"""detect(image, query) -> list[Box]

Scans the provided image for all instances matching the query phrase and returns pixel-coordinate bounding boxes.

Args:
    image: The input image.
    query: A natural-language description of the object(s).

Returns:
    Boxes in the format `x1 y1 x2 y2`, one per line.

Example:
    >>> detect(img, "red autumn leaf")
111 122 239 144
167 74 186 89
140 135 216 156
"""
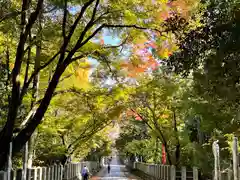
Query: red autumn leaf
135 115 142 121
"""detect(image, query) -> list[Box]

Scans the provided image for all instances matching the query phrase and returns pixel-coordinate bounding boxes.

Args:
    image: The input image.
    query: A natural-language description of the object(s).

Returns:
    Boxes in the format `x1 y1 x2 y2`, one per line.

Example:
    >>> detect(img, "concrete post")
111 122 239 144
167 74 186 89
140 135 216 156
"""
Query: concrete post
233 137 238 180
0 171 7 180
7 142 12 180
47 167 51 180
163 165 165 179
16 169 22 180
41 167 46 180
193 167 198 180
38 168 42 180
51 166 54 180
160 165 163 179
22 143 28 180
213 140 220 180
59 165 63 180
33 168 37 180
181 167 186 180
171 165 176 180
54 166 57 180
26 169 31 180
168 166 171 180
11 170 16 180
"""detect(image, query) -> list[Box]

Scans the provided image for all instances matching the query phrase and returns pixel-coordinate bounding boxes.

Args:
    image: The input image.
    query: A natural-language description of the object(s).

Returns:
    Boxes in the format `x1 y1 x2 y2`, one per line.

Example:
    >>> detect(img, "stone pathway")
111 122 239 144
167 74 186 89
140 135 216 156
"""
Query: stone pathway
91 156 141 180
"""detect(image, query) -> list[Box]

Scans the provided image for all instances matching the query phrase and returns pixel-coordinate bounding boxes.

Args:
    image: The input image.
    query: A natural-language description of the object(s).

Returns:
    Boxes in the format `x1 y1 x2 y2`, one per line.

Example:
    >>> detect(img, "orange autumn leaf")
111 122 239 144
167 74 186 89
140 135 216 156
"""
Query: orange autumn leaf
160 114 170 119
120 63 129 68
158 10 171 20
135 67 146 73
100 39 104 45
128 72 137 77
9 63 14 70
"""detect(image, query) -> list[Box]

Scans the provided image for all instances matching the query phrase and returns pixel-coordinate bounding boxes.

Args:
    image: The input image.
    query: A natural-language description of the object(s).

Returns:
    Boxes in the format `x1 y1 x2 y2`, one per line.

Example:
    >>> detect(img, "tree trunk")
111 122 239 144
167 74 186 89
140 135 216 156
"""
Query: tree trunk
173 109 180 166
12 62 68 157
0 0 43 169
27 13 42 168
22 34 31 179
154 138 159 163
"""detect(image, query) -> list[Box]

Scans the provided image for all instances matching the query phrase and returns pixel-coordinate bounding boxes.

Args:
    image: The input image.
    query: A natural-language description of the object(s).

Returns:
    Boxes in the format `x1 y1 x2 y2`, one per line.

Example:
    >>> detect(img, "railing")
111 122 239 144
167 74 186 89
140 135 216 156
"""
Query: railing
0 161 100 180
127 161 198 180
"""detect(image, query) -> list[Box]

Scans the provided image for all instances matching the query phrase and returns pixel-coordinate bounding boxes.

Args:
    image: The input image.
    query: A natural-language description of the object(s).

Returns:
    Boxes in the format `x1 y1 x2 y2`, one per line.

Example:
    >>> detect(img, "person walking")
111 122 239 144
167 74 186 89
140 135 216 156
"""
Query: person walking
107 161 111 174
81 165 90 180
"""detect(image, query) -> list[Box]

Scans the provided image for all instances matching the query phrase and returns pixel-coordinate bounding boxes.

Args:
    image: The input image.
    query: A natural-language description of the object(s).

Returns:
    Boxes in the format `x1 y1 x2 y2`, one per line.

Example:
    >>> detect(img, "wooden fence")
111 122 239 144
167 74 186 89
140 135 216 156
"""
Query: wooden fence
127 161 198 180
0 161 100 180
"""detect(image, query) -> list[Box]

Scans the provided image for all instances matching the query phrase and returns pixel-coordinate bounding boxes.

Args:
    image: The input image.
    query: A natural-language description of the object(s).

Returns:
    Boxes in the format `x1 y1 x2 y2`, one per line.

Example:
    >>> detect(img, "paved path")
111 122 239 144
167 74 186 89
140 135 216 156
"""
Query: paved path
91 156 141 180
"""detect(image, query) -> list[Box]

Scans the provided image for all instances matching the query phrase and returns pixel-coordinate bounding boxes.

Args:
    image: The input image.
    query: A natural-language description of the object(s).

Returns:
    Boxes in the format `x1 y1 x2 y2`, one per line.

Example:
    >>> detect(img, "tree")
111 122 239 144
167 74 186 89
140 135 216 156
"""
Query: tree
120 71 189 166
0 0 194 168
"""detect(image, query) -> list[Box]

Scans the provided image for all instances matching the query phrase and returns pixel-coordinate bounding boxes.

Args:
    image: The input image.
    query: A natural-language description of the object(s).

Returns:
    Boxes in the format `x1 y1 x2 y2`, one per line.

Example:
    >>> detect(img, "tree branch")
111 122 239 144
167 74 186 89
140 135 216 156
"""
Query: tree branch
103 24 163 34
103 36 129 49
20 51 60 101
57 0 96 64
72 0 100 52
76 23 164 52
66 0 95 41
0 11 21 23
62 0 68 39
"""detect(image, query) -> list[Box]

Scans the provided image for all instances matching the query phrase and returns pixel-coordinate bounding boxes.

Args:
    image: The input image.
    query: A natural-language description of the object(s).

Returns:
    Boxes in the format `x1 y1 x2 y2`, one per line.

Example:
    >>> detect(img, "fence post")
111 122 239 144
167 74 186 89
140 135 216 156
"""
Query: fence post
233 137 238 180
11 170 16 180
193 167 198 180
38 168 42 180
0 171 7 180
159 165 161 179
32 168 37 180
166 166 169 180
16 169 22 180
41 167 46 180
51 166 55 180
7 142 12 180
59 165 63 180
171 165 176 180
54 166 57 180
181 167 186 180
47 167 51 180
22 143 28 180
228 169 232 180
26 169 31 180
68 164 70 179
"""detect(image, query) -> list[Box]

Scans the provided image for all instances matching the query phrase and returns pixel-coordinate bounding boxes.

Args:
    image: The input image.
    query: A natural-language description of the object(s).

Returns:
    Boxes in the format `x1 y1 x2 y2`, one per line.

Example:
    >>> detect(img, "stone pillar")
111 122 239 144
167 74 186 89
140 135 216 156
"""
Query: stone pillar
26 169 31 180
46 167 51 180
54 166 57 180
59 165 63 180
233 137 238 180
41 167 46 180
181 167 186 180
7 142 12 180
16 169 22 180
0 171 7 180
51 166 54 180
38 168 42 180
171 165 176 180
213 140 220 180
193 167 198 180
33 168 37 180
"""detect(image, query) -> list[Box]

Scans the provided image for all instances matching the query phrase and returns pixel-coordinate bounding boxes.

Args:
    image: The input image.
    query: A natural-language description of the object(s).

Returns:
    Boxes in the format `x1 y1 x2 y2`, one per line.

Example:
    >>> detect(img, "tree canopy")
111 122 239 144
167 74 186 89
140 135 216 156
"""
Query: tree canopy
1 0 240 179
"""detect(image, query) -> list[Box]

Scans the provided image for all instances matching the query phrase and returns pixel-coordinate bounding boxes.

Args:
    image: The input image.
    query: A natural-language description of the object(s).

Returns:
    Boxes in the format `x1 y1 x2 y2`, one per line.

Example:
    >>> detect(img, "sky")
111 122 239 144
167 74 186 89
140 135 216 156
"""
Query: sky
88 29 121 67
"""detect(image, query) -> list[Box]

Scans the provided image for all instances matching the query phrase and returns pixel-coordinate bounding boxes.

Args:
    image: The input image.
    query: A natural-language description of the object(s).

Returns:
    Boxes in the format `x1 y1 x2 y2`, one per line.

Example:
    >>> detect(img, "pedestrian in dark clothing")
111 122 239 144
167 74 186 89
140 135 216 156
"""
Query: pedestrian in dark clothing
107 163 111 174
81 165 90 180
